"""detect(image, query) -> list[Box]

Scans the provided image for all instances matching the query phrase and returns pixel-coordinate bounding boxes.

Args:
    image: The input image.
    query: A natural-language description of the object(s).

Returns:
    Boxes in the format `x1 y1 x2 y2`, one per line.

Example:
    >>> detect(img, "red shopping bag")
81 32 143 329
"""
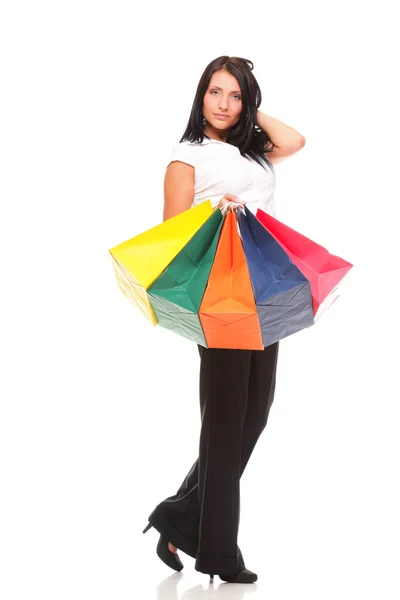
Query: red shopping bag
256 209 353 320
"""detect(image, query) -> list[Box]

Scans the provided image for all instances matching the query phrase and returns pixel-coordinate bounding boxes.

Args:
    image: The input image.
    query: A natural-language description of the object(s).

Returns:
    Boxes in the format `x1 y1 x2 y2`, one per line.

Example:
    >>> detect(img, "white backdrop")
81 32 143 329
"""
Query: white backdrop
1 1 399 599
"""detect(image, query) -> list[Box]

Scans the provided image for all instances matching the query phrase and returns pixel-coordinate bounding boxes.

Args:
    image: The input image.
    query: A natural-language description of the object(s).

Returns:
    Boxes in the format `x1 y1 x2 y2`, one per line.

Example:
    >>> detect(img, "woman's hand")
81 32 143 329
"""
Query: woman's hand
218 193 246 211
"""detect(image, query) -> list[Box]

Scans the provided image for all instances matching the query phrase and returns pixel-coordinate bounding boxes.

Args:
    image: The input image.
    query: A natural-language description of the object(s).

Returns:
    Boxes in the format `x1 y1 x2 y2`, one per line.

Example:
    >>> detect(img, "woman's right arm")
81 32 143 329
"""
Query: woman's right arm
163 161 247 222
163 161 195 222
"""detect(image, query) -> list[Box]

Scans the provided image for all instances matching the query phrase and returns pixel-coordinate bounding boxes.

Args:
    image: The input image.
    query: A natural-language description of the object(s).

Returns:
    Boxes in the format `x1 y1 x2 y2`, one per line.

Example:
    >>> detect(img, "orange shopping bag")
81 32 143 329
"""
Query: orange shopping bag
199 210 264 350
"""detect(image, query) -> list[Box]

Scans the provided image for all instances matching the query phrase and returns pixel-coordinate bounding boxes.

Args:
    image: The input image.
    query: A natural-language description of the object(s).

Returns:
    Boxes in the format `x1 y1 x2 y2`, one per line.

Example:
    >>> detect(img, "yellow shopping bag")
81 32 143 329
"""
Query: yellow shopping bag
109 201 213 325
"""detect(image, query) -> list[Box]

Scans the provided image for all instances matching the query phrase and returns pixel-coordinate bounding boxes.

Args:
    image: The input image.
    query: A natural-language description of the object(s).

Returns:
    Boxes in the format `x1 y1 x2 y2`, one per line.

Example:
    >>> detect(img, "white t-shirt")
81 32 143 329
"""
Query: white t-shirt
168 137 277 216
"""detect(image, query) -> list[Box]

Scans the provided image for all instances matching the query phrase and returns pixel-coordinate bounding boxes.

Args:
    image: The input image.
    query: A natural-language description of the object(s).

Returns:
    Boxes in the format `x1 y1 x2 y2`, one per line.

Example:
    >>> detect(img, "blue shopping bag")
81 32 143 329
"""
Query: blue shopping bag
238 205 315 347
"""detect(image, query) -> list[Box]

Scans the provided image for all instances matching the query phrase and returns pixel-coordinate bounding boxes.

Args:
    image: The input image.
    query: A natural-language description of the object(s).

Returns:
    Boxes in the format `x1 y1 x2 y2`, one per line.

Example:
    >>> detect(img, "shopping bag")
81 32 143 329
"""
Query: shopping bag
109 201 213 324
238 205 315 347
256 208 353 320
199 209 265 350
147 207 224 346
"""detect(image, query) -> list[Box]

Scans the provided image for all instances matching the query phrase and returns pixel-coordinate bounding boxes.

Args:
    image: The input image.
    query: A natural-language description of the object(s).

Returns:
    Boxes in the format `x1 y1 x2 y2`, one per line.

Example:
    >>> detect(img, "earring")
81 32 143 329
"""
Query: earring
202 117 206 125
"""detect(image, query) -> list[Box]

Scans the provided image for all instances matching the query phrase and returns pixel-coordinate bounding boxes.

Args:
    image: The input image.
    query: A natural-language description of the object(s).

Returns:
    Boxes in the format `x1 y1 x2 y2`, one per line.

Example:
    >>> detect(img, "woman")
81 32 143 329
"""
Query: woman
142 55 306 584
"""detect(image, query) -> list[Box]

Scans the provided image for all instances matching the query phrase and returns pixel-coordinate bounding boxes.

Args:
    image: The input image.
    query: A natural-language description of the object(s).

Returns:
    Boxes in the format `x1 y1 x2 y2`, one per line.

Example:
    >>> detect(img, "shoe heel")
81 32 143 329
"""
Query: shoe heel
142 522 153 534
209 574 214 583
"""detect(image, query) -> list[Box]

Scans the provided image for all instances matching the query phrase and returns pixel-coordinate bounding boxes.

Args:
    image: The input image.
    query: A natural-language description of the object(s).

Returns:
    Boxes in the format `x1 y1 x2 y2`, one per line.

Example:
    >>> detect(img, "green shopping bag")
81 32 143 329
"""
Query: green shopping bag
147 207 224 345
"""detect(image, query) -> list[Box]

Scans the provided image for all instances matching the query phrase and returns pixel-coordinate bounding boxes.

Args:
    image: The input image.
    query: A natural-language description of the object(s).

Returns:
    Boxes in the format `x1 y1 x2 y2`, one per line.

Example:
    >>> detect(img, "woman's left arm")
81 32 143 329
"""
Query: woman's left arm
256 109 306 163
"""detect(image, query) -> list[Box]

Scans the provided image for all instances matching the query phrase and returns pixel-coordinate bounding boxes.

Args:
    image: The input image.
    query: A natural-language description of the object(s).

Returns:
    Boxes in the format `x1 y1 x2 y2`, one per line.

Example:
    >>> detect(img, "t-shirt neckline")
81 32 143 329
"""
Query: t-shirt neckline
203 137 239 152
205 137 229 145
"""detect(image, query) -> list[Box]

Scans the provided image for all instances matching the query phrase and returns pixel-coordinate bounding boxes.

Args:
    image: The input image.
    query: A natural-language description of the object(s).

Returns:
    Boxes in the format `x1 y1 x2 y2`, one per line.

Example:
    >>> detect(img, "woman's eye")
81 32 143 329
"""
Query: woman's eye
210 90 241 100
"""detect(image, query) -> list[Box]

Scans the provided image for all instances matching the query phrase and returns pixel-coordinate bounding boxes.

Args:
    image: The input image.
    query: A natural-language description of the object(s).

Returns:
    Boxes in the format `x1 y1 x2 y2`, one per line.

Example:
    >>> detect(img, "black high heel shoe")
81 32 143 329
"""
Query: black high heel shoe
142 522 184 572
209 568 258 583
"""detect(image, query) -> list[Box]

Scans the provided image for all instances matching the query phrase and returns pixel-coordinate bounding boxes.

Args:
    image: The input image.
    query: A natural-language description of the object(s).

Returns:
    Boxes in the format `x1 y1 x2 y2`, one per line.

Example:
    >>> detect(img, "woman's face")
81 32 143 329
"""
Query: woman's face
203 70 243 136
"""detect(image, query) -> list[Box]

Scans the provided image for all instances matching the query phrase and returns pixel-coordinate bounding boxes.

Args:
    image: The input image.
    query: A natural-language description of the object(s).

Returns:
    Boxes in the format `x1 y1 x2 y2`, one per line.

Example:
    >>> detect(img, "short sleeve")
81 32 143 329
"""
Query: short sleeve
168 142 197 168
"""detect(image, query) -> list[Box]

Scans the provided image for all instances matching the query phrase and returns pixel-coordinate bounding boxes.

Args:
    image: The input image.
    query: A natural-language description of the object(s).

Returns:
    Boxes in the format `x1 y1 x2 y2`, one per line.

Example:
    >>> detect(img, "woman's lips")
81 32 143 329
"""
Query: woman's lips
214 114 229 120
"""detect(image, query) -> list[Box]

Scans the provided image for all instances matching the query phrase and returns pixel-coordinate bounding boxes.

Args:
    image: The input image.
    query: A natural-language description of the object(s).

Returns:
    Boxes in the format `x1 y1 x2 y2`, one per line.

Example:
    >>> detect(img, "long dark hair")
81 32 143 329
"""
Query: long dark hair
179 56 275 171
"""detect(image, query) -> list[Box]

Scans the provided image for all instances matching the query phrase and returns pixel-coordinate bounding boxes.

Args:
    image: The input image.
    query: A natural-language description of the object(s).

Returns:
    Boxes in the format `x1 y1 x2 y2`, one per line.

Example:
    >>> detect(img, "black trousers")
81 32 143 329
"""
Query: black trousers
146 341 279 575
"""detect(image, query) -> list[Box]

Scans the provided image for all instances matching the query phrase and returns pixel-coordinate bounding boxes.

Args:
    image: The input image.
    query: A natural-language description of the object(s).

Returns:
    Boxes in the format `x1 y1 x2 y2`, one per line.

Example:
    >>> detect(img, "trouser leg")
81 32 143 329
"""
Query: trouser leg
240 341 279 473
194 345 253 574
146 342 279 574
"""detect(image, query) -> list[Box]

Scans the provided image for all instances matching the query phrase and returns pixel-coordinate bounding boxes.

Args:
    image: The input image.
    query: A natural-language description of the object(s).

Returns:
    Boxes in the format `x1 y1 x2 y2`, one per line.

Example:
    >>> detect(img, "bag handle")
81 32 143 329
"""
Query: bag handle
219 201 246 216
